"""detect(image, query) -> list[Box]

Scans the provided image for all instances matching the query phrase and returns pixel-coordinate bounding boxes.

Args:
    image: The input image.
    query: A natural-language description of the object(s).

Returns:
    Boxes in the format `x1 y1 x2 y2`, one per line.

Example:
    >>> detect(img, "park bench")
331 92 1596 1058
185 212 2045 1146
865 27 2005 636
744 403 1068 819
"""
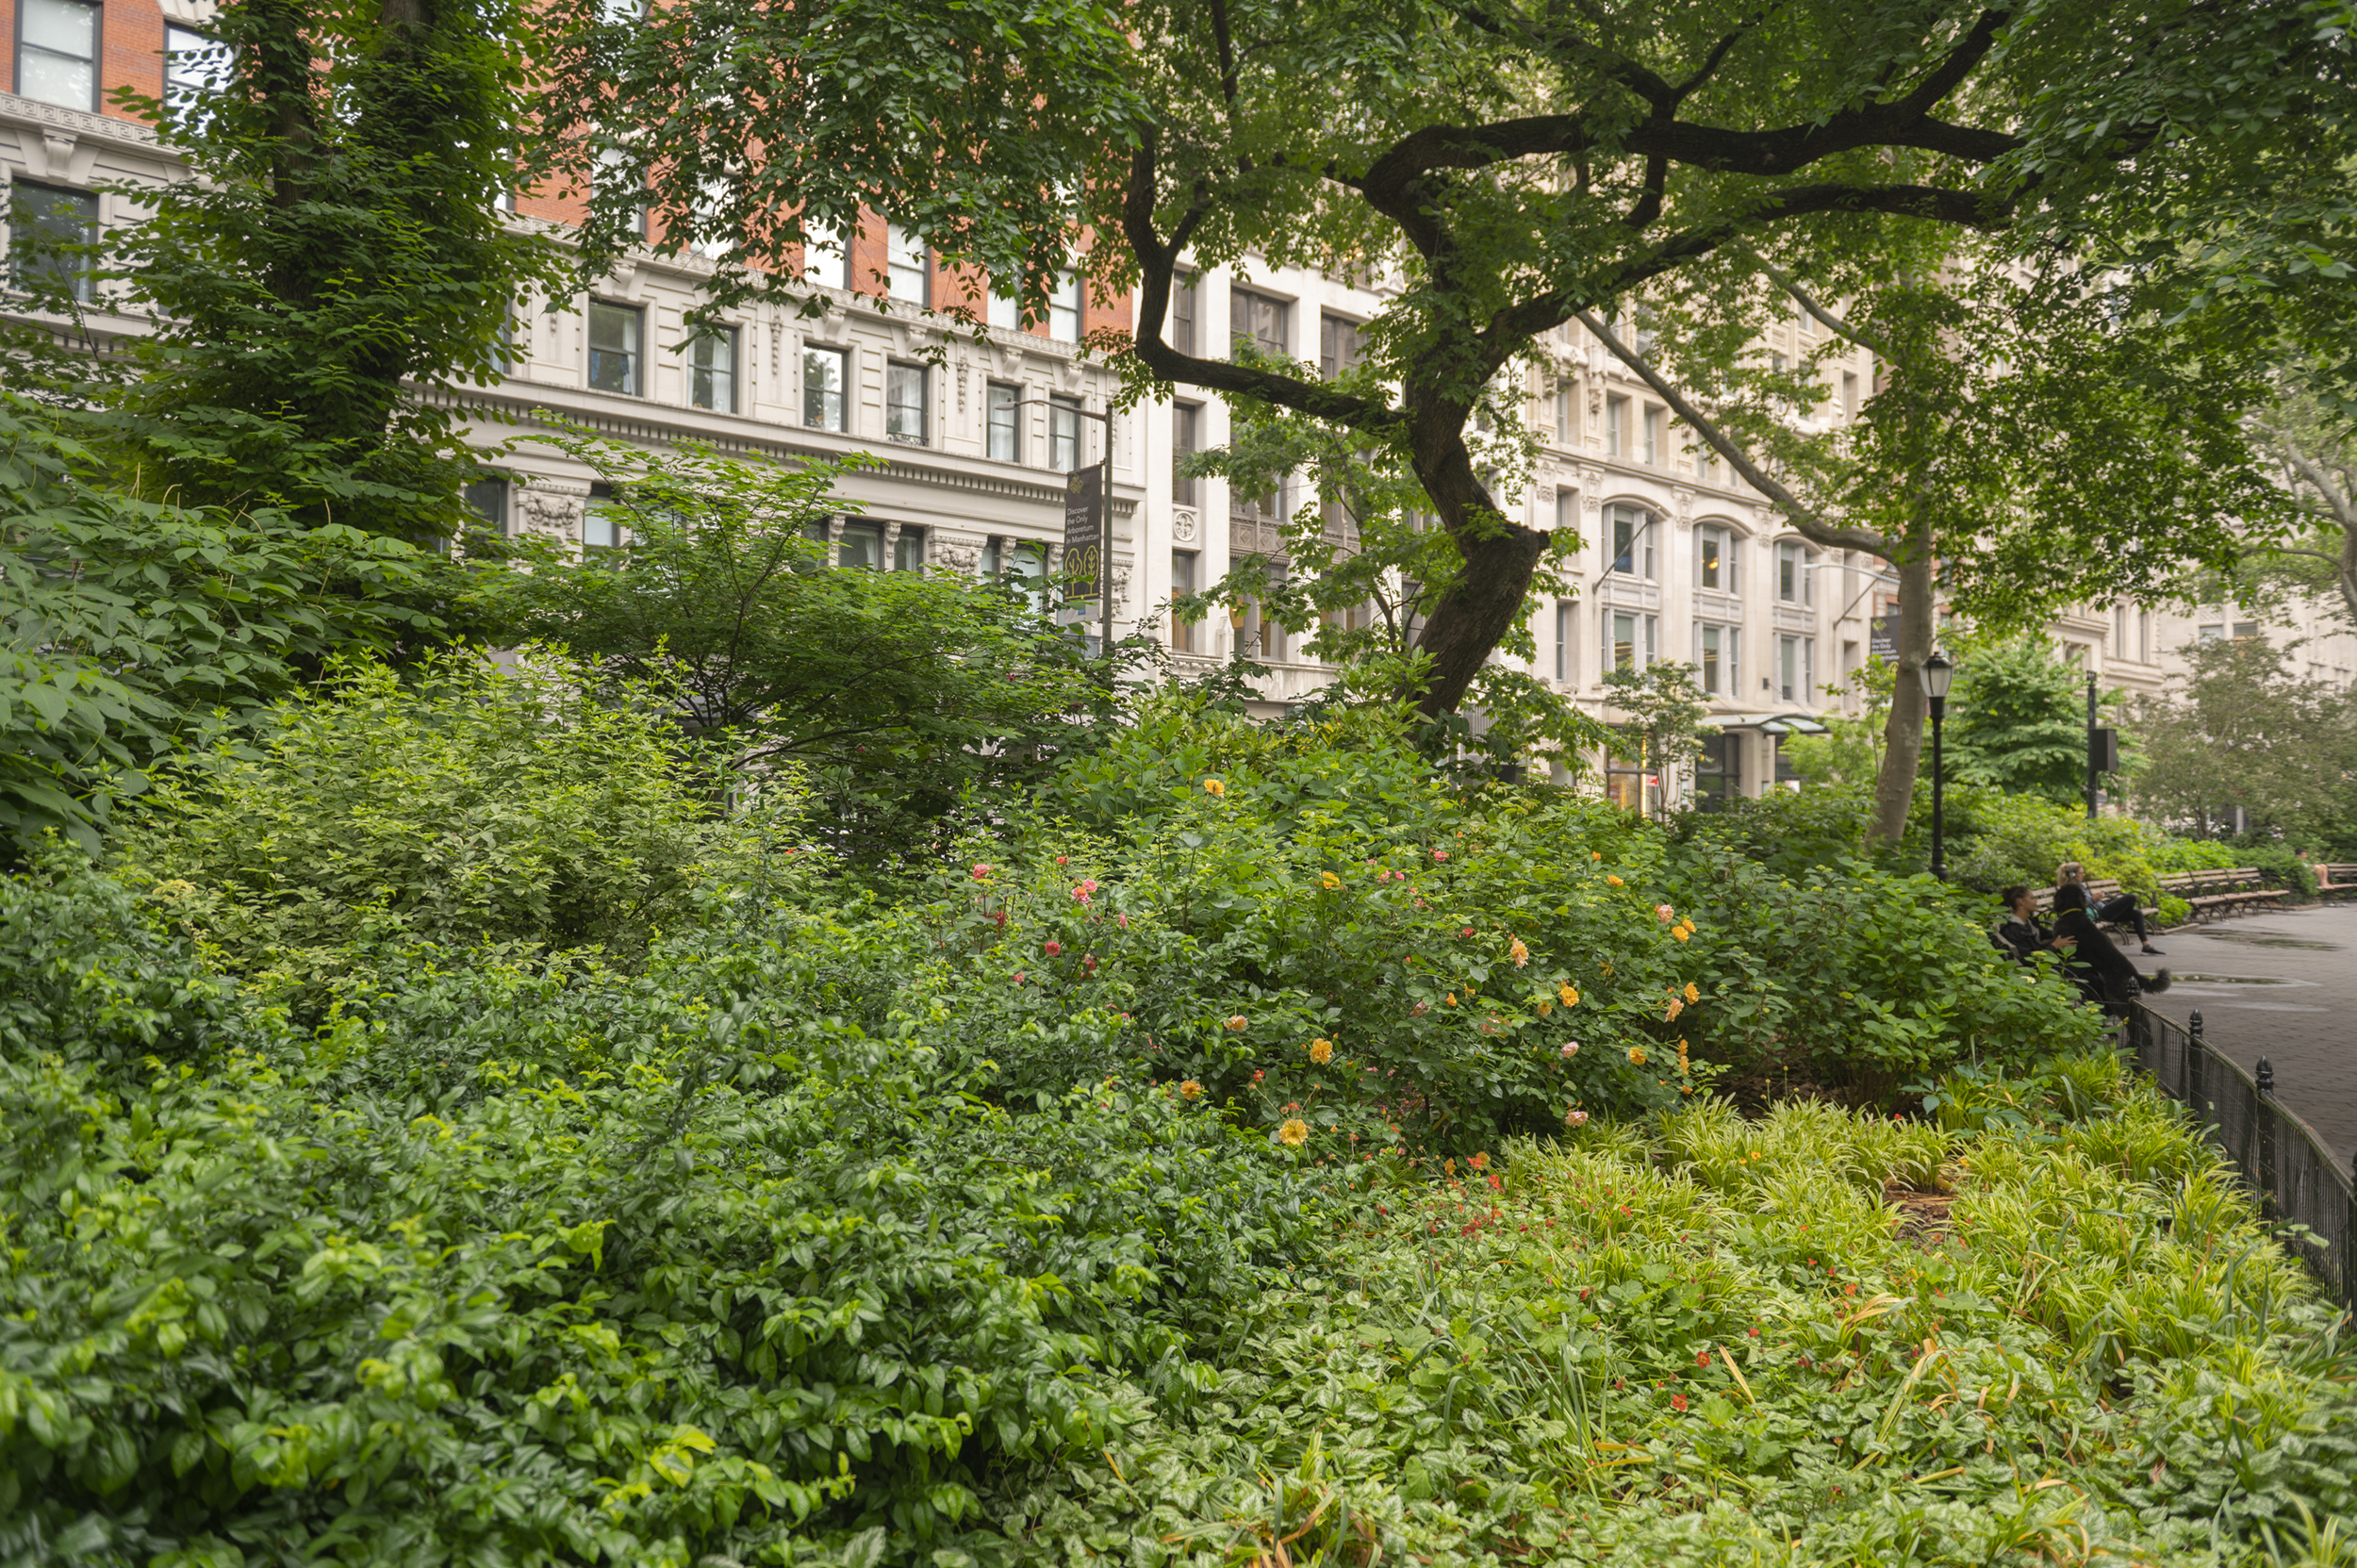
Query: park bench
2155 867 2281 919
2315 863 2357 898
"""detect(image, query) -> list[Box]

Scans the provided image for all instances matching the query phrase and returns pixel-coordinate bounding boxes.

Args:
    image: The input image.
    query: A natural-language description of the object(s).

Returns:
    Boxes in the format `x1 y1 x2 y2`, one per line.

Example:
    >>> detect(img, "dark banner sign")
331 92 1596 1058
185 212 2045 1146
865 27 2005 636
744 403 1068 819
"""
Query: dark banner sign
1062 465 1104 590
1870 613 1901 663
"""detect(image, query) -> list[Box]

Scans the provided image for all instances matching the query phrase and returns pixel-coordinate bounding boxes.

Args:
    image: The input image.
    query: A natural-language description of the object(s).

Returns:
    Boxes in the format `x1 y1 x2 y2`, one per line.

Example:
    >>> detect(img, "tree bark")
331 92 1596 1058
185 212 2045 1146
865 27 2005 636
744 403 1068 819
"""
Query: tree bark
1401 404 1550 718
1866 529 1935 848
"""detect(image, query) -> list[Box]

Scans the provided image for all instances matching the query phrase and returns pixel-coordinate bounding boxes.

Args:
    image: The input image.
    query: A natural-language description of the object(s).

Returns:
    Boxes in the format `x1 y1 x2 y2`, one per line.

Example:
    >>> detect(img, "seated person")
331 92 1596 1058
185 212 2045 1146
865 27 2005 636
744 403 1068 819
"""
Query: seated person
1995 884 2069 964
2056 862 2164 955
2052 883 2171 1015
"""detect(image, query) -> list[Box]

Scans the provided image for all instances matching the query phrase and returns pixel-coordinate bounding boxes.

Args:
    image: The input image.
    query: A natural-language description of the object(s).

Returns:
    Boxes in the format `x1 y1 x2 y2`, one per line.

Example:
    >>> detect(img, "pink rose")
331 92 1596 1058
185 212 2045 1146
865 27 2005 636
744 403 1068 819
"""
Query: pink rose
1560 1042 1580 1058
1045 940 1063 956
972 863 993 880
1432 850 1449 862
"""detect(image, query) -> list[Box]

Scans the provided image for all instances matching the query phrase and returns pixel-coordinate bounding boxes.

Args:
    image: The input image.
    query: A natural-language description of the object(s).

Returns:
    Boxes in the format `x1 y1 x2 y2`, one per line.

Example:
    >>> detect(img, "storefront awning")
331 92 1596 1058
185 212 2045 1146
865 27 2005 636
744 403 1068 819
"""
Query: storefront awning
1705 711 1830 735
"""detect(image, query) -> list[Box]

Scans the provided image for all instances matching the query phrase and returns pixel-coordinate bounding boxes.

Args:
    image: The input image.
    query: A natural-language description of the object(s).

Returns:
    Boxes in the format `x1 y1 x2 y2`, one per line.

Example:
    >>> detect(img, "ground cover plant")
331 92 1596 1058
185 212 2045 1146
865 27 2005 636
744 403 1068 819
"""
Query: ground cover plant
2 663 2347 1565
1077 1058 2357 1566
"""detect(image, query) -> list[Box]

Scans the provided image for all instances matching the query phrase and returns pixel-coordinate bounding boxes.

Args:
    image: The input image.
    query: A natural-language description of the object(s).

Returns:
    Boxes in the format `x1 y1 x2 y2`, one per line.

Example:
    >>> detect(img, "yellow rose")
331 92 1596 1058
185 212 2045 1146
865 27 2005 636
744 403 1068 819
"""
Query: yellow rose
1508 937 1530 967
1627 1046 1649 1065
1536 999 1555 1017
1673 928 1690 943
1277 1118 1309 1147
1684 982 1700 1003
1178 1080 1204 1100
1558 982 1580 1007
1320 871 1340 890
1607 874 1624 886
1308 1038 1334 1065
1225 1014 1248 1032
1203 778 1226 797
1665 998 1684 1022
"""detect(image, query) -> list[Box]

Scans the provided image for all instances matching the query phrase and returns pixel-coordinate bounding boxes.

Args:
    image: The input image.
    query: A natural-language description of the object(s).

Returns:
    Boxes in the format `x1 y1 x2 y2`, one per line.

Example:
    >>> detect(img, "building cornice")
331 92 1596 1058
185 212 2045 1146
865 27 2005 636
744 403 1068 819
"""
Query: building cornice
435 386 1139 517
0 92 164 149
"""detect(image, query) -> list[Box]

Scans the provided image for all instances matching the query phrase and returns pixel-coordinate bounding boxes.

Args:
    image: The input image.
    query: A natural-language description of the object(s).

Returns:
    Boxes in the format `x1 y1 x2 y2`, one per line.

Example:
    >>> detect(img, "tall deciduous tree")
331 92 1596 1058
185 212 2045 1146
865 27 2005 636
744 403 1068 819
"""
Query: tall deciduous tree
13 0 560 540
1943 635 2118 807
1584 250 2279 844
2129 637 2357 852
564 0 2339 729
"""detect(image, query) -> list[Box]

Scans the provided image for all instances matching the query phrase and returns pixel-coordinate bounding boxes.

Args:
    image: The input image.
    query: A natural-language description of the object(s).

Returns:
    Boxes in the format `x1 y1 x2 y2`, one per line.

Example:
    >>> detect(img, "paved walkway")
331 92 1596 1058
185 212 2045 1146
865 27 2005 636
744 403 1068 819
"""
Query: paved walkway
2135 901 2357 1169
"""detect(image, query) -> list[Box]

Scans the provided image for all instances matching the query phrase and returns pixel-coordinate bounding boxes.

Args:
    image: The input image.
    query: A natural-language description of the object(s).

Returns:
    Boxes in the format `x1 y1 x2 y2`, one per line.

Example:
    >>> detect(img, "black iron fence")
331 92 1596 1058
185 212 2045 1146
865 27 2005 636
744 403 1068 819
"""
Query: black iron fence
2126 1004 2356 1312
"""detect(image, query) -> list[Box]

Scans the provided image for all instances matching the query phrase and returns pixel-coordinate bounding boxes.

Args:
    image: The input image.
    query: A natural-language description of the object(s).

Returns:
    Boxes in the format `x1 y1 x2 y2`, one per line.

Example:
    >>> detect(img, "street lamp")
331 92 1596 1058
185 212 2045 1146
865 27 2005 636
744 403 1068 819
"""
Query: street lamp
1920 651 1953 881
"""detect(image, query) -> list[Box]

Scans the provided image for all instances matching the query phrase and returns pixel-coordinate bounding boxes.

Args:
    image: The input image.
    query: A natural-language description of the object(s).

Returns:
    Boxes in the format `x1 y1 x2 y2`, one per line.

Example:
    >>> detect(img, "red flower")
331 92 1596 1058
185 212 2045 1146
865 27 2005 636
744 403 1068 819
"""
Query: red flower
1044 940 1063 956
1671 1393 1689 1412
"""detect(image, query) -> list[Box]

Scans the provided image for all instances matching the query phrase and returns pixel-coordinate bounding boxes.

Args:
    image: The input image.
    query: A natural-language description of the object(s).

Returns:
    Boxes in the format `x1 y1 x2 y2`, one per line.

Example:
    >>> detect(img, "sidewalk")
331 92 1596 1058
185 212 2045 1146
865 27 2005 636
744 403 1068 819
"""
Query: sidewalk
2135 902 2357 1170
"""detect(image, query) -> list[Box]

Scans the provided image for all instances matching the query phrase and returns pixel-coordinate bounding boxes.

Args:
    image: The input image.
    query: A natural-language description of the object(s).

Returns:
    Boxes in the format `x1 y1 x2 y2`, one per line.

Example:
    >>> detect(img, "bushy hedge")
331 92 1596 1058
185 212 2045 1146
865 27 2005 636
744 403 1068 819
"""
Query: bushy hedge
1686 778 2266 916
0 852 1310 1566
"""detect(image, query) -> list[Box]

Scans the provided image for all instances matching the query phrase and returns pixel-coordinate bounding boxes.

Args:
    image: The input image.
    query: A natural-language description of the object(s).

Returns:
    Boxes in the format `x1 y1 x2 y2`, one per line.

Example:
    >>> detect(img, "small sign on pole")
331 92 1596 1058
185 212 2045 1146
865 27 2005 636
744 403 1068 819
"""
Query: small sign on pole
1062 466 1103 594
1870 613 1901 663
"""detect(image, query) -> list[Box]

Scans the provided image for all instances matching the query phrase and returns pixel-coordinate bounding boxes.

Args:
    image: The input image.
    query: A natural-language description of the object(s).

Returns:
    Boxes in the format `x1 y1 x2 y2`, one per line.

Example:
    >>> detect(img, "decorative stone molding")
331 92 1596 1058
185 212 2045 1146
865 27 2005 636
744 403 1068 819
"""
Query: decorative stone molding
931 529 986 575
1171 506 1198 544
1672 486 1694 520
519 482 585 538
158 0 221 23
0 93 160 148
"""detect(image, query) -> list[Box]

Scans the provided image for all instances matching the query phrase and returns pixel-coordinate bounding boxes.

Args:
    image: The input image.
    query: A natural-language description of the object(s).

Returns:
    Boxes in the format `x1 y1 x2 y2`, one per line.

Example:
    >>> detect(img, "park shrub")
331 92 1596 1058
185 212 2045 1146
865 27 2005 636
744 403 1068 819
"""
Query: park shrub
0 855 1312 1566
1070 1058 2353 1566
109 650 755 1015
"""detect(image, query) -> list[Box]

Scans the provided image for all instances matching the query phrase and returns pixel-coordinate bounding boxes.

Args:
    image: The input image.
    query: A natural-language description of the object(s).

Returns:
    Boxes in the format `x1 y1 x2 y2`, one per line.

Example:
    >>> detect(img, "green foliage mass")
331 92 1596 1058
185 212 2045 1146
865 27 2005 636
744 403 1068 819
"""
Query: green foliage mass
1942 636 2109 806
49 0 559 542
2 842 2345 1566
0 666 2345 1563
1688 779 2256 916
0 398 450 858
0 851 1309 1566
108 652 741 1015
470 433 1128 873
2129 636 2357 859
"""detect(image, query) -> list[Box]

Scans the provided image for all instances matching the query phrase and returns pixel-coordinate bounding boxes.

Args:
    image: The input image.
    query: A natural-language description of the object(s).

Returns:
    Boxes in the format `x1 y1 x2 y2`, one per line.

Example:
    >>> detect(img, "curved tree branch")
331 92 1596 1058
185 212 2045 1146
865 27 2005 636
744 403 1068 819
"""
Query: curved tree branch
1574 307 1888 554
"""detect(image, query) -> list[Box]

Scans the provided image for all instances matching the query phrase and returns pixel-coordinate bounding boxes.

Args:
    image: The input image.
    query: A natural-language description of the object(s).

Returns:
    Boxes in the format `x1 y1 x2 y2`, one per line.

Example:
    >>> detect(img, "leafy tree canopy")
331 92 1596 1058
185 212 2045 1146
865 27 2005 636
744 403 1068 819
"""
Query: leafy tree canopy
2127 635 2357 851
567 0 2343 717
1940 635 2121 807
8 0 563 542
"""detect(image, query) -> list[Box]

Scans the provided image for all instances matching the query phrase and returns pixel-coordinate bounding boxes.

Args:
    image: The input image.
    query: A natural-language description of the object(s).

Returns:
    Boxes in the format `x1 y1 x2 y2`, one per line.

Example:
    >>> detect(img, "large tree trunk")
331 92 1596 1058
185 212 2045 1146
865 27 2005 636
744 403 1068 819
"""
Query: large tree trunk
1403 415 1549 717
1865 531 1935 849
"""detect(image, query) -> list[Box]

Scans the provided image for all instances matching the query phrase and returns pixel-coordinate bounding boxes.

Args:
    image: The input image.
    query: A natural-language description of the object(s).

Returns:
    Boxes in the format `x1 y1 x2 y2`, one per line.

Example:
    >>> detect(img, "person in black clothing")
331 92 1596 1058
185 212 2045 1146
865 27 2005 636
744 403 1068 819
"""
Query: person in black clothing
1995 884 2070 964
2056 862 2165 955
2052 883 2171 1015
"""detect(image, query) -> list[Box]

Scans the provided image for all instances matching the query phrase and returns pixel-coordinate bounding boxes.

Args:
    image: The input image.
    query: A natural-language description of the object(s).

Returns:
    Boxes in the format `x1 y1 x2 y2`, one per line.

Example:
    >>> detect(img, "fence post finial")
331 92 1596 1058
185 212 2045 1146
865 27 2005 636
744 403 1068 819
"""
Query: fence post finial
2190 1010 2204 1043
2258 1057 2275 1098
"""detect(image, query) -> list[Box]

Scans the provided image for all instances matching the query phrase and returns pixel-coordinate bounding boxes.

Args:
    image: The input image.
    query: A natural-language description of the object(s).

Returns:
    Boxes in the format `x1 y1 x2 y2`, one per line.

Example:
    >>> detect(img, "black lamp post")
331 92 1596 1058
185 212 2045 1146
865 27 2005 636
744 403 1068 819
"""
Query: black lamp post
1920 651 1953 881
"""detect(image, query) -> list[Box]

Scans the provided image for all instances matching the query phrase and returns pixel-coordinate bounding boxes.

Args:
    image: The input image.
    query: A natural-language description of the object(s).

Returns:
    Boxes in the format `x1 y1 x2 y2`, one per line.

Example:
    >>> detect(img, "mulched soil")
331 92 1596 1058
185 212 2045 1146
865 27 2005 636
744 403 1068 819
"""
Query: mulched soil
1884 1184 1956 1244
